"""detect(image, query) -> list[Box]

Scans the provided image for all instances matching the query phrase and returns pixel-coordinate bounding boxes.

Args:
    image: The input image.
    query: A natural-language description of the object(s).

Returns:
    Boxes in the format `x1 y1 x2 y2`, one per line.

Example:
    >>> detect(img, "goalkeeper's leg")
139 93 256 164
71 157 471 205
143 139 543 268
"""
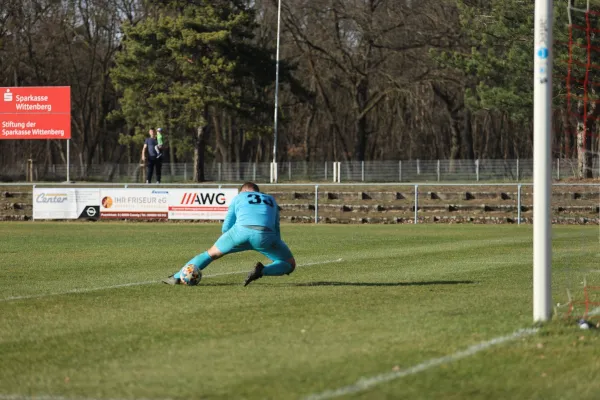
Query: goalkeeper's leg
167 228 250 282
263 259 296 276
262 236 295 275
243 235 296 286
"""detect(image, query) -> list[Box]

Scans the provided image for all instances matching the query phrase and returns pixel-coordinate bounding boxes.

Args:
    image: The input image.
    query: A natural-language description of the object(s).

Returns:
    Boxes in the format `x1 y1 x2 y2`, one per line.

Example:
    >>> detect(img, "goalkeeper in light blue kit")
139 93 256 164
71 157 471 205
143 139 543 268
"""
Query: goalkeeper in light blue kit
163 182 296 286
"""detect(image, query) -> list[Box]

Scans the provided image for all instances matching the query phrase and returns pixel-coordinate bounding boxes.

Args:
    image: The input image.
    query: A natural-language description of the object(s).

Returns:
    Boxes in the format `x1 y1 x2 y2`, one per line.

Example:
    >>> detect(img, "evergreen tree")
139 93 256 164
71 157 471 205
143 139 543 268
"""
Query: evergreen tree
111 0 275 181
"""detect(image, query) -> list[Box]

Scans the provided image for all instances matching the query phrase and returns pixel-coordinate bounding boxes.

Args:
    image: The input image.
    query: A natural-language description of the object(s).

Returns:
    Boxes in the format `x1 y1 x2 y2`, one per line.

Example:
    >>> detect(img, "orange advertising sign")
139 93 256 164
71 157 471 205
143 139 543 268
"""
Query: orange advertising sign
0 86 71 140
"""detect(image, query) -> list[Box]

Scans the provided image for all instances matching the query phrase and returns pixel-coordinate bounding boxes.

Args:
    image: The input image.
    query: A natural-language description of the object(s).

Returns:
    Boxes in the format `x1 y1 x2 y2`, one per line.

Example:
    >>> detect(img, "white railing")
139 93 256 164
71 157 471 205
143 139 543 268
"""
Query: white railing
1 158 599 183
4 182 599 225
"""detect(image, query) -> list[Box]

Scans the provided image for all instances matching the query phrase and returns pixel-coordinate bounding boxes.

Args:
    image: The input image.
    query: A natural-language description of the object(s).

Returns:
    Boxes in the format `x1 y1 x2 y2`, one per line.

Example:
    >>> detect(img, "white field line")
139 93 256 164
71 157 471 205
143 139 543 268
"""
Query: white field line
0 396 170 400
303 328 539 400
0 258 343 303
460 261 529 264
0 280 158 302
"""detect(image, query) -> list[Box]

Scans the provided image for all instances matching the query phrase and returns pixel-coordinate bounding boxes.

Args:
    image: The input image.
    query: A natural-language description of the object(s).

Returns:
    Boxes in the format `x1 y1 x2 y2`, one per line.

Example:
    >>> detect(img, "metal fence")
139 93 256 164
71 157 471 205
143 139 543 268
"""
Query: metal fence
5 182 599 225
2 158 599 183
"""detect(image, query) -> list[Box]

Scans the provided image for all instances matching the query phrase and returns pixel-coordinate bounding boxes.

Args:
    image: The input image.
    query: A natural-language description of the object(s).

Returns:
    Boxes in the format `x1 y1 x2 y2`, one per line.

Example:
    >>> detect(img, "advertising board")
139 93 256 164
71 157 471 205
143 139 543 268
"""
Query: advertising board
167 189 238 220
99 189 169 219
32 188 100 220
32 188 238 221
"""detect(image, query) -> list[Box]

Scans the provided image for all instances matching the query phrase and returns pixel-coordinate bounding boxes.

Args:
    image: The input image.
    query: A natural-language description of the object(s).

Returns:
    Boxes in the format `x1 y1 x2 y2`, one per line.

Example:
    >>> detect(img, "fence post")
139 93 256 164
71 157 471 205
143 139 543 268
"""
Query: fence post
66 139 70 182
517 183 522 225
399 160 402 182
184 163 187 181
332 162 337 183
253 163 257 181
414 184 419 224
27 159 33 182
270 162 278 183
314 184 319 224
476 159 480 182
437 159 441 182
516 159 520 182
556 158 560 180
361 161 365 182
218 163 222 181
333 162 341 183
288 161 292 181
325 162 328 181
417 159 421 176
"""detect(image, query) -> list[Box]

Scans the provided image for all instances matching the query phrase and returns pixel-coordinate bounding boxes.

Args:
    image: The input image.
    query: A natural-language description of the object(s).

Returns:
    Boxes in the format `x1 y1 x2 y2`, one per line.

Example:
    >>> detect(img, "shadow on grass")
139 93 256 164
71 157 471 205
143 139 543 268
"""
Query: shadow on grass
196 280 476 288
200 282 243 287
292 280 475 287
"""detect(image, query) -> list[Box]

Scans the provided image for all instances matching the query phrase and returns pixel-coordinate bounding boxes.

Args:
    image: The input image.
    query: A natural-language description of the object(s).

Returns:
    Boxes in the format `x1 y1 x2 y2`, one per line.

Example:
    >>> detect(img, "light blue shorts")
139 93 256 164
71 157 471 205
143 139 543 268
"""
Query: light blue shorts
214 225 293 262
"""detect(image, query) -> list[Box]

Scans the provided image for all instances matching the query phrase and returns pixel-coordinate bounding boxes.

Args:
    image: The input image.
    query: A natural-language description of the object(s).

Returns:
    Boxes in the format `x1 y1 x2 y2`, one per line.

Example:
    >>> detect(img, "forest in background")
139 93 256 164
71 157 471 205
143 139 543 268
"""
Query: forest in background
0 0 598 180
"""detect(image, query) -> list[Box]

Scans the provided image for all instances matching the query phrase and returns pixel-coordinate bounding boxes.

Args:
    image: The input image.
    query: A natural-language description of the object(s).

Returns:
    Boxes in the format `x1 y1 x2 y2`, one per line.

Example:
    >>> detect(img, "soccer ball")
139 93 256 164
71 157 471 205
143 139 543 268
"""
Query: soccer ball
180 264 202 286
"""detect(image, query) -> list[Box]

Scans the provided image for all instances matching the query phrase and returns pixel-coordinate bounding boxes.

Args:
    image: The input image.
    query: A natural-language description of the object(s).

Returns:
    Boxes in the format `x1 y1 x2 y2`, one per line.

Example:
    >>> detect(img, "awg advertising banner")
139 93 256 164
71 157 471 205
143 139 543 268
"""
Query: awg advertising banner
168 189 238 220
32 188 100 220
99 189 169 219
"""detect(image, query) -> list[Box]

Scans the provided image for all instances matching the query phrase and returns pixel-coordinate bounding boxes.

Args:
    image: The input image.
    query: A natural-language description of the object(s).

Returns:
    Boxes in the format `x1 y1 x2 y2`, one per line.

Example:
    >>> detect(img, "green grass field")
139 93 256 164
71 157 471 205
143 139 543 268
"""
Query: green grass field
1 222 600 399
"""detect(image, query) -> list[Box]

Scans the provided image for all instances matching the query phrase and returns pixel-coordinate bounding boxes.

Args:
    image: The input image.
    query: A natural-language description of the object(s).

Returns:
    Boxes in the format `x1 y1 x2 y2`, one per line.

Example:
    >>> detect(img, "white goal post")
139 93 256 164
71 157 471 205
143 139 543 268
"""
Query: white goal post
533 0 553 322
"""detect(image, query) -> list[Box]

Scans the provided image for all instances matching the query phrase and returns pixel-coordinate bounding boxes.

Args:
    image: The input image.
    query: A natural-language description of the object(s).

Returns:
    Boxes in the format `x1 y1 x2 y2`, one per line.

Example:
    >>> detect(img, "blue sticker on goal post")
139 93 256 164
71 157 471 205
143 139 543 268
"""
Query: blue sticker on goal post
537 47 549 59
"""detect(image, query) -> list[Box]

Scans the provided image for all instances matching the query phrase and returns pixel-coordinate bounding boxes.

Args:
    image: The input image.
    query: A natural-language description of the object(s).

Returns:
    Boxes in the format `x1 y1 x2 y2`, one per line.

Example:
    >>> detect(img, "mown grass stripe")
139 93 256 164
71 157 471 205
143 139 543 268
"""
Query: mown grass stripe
0 396 170 400
303 328 539 400
0 258 343 303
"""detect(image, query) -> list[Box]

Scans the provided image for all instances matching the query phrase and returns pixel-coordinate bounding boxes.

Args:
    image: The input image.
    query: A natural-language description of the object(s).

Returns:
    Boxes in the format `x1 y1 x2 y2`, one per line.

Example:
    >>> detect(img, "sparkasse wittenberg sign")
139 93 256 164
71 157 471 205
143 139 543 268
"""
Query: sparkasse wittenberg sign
0 86 71 140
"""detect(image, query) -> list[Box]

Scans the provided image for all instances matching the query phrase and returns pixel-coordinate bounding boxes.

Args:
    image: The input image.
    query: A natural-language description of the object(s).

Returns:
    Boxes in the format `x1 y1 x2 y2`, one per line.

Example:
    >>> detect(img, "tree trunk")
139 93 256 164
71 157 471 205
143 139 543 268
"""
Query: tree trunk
212 110 228 163
231 116 241 181
462 108 475 160
168 108 176 177
576 121 593 179
449 121 461 173
576 91 598 178
169 139 176 175
354 77 368 161
194 124 207 182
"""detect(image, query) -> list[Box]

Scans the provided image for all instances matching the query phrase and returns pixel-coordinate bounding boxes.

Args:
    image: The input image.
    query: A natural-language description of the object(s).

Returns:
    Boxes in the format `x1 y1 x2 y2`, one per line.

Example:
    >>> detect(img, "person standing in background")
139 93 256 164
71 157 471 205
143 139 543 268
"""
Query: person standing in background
141 129 162 184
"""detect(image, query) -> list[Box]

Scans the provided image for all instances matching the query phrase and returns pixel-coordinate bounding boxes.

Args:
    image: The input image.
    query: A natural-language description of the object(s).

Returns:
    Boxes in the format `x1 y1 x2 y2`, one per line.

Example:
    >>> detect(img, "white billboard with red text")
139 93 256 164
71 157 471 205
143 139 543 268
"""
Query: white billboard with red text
168 189 238 220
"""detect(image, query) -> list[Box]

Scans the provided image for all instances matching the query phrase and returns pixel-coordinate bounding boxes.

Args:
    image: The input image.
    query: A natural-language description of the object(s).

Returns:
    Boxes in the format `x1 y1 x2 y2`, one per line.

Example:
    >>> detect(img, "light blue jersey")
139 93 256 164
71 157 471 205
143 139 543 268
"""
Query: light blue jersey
222 191 280 235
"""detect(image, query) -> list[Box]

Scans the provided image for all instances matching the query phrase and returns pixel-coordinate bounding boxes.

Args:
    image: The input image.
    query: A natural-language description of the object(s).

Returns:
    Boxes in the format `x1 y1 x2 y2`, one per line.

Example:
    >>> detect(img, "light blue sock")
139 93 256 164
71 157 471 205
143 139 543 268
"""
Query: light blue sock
263 260 293 276
173 252 213 279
